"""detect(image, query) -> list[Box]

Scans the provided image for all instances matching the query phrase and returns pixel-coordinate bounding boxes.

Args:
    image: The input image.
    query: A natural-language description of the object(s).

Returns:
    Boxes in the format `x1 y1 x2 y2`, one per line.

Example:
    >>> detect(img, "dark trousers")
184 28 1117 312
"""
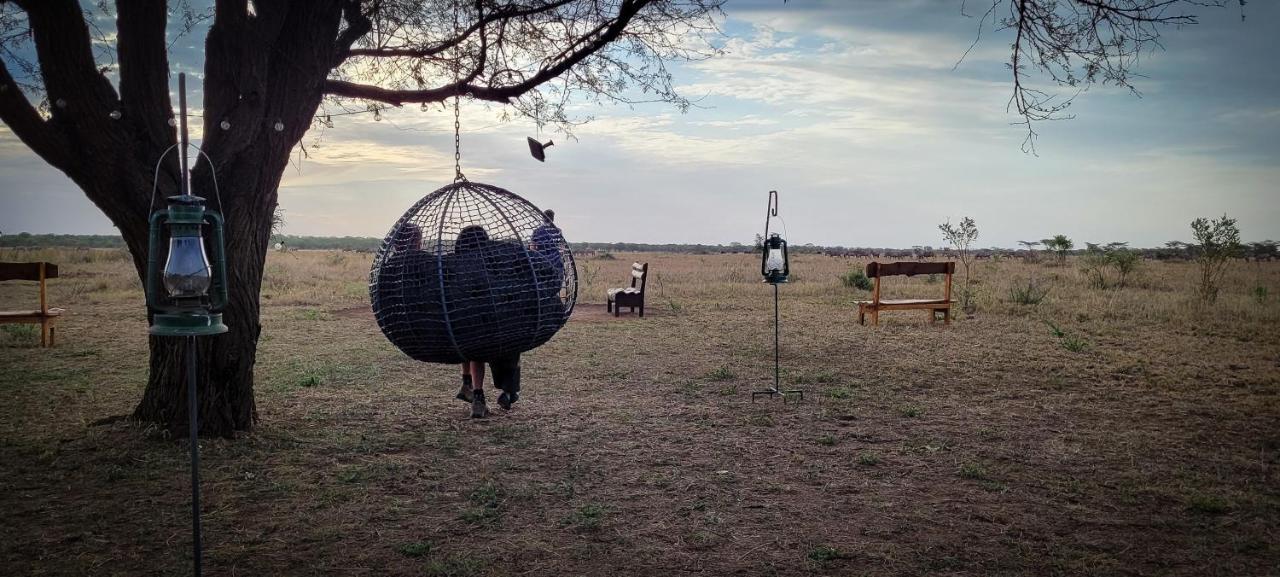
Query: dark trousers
489 354 521 394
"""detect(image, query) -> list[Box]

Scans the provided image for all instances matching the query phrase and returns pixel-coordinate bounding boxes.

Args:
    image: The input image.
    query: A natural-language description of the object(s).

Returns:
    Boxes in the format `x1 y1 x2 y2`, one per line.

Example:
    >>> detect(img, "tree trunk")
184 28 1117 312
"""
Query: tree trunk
130 230 267 438
123 0 346 437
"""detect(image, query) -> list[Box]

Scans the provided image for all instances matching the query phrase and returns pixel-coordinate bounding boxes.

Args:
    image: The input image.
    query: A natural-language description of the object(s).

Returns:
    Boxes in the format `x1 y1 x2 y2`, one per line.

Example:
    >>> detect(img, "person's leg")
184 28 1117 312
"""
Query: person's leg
493 354 522 410
457 363 474 403
469 361 489 418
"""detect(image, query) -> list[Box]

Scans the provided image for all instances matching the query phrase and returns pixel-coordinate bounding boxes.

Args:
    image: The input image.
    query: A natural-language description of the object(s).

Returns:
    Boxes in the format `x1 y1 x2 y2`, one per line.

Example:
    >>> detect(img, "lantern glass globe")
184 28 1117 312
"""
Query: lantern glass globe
163 236 213 297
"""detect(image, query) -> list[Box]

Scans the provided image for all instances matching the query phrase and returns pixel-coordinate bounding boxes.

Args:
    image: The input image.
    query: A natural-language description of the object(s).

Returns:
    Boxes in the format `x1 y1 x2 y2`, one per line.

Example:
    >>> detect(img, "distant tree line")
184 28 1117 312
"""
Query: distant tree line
3 233 1276 262
0 233 127 248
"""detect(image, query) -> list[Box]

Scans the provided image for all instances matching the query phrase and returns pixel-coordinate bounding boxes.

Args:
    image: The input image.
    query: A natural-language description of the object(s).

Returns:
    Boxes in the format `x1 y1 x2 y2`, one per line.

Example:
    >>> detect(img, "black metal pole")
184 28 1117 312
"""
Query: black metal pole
774 282 780 393
187 335 202 577
178 74 190 197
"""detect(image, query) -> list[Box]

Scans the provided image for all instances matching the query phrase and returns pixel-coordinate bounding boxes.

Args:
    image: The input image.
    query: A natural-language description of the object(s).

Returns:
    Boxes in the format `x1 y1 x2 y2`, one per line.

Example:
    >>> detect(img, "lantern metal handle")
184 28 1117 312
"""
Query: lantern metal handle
149 143 224 216
204 211 229 312
144 209 167 312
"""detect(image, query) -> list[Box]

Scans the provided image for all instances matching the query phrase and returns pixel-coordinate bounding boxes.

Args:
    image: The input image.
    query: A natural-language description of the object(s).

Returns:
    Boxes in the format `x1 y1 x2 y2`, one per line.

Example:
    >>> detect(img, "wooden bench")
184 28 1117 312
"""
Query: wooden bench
0 262 64 347
856 261 956 326
606 262 648 317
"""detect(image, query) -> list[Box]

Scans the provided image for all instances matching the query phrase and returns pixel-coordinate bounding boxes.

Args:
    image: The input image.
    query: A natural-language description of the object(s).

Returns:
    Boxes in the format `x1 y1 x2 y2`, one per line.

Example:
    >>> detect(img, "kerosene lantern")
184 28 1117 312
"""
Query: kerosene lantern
145 192 228 336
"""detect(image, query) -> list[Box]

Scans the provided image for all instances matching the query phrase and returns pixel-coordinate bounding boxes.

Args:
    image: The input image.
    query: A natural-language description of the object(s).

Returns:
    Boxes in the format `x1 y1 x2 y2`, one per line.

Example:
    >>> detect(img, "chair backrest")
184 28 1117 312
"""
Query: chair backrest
865 261 953 278
630 262 648 293
0 262 58 314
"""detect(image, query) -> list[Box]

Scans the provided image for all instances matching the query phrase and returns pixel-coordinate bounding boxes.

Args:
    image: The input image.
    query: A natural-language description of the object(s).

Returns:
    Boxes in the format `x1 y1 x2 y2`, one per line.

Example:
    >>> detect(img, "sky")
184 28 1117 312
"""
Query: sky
0 0 1276 249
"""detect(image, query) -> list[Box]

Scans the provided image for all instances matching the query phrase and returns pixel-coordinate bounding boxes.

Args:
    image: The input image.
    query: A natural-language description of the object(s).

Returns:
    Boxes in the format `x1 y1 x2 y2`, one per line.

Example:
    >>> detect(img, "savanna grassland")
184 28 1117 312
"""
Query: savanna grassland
1 247 1277 576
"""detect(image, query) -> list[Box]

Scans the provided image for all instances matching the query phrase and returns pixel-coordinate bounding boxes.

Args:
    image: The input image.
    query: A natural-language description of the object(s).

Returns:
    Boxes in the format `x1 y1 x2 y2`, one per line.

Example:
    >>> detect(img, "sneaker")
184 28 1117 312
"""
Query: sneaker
456 375 473 403
497 390 519 410
470 389 490 419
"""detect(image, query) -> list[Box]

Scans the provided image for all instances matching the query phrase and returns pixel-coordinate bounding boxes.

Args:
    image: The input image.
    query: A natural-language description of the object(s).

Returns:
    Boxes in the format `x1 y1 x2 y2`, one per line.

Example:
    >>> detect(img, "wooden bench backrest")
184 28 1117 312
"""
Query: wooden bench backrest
0 262 59 314
865 261 953 305
630 262 648 293
866 261 953 278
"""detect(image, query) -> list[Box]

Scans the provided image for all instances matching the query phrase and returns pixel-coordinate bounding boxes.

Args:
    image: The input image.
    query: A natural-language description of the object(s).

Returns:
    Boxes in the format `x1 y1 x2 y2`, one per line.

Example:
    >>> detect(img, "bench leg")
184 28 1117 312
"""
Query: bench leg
614 302 620 317
858 305 865 326
944 308 951 325
40 319 50 348
49 324 56 347
607 299 612 313
639 302 644 318
872 310 880 327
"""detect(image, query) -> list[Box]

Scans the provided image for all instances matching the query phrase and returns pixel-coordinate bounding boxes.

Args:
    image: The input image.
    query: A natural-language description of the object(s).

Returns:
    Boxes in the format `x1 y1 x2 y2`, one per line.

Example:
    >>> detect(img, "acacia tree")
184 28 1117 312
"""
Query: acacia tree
939 217 978 312
0 0 722 437
1043 234 1074 266
0 0 1240 436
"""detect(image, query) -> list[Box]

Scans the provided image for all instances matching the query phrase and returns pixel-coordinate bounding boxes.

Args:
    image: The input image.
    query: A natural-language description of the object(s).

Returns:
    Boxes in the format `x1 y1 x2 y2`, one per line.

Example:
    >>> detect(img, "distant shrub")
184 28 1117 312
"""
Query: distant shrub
1043 234 1073 266
596 252 616 260
1254 286 1269 305
1081 242 1141 289
1191 215 1242 302
840 269 872 291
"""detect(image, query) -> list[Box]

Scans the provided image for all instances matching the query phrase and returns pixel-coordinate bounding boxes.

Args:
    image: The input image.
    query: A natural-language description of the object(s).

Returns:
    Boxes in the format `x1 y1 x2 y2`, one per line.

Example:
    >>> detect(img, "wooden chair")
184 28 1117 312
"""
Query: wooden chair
855 261 956 326
606 262 648 317
0 262 64 347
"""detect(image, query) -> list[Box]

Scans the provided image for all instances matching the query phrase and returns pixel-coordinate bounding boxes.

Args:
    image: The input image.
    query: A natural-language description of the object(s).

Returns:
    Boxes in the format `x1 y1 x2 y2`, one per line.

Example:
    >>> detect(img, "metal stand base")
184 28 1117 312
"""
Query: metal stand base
752 282 802 403
751 388 804 403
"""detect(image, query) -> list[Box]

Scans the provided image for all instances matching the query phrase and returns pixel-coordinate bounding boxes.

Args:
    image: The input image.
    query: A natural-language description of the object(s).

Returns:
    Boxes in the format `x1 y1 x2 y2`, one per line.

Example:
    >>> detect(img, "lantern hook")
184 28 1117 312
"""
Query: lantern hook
763 189 779 241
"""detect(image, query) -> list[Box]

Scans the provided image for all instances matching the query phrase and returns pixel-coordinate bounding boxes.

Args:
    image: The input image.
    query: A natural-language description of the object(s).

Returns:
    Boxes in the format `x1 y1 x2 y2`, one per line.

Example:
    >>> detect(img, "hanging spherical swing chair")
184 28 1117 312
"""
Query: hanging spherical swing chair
369 0 575 364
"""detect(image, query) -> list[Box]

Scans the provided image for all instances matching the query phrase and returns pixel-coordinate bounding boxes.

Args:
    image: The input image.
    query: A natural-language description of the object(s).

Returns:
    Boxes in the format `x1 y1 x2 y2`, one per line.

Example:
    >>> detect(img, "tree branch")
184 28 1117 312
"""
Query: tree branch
324 0 648 106
342 0 574 60
117 0 176 153
0 56 72 168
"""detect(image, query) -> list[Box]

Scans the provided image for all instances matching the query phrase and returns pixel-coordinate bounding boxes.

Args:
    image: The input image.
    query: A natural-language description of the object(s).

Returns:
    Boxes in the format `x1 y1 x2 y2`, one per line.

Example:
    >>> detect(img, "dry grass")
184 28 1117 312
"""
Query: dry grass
1 247 1277 576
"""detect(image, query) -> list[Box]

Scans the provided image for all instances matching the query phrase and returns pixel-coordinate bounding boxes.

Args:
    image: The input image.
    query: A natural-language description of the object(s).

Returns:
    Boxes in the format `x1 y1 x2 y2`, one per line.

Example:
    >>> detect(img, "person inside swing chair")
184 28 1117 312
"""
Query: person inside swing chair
452 225 524 418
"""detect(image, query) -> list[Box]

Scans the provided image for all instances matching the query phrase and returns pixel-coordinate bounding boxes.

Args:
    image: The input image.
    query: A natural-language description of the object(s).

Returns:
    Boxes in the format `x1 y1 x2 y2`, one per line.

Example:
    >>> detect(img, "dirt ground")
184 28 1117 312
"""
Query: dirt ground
1 248 1277 576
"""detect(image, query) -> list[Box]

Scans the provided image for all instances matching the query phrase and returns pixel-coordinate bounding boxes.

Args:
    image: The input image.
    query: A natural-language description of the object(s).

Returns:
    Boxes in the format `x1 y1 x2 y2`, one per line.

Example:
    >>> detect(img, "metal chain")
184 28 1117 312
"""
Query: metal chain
451 0 465 182
454 94 463 182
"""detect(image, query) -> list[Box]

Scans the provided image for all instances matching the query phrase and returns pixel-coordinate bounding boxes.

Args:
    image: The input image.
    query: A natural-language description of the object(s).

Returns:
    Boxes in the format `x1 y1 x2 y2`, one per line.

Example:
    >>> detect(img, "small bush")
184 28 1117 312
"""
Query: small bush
1186 493 1231 515
1254 286 1269 305
959 462 988 480
565 503 608 531
706 365 735 381
840 269 872 291
1008 278 1049 305
1062 336 1088 353
1 324 38 345
857 453 880 466
815 434 836 447
596 252 616 260
807 545 846 563
396 541 432 558
825 386 855 400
